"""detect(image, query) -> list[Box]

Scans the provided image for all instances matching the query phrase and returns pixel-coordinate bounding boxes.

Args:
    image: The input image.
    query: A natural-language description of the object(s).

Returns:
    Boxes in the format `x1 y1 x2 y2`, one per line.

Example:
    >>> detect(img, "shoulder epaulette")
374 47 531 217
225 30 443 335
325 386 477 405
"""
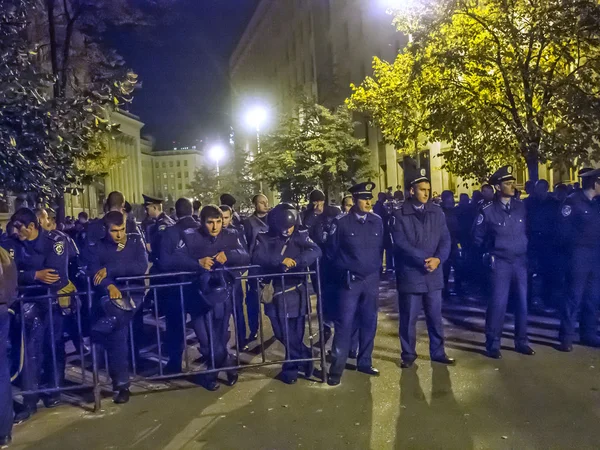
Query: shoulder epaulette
482 201 493 210
46 230 63 242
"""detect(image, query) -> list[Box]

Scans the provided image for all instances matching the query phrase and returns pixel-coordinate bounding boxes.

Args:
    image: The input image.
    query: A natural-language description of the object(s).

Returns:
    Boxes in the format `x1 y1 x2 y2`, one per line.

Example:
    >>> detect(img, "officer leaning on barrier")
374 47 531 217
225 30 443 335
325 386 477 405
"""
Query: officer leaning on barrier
473 166 534 359
252 203 322 385
88 211 148 404
326 182 384 386
5 208 70 422
158 198 201 374
557 168 600 352
191 205 250 390
391 171 455 369
0 246 17 446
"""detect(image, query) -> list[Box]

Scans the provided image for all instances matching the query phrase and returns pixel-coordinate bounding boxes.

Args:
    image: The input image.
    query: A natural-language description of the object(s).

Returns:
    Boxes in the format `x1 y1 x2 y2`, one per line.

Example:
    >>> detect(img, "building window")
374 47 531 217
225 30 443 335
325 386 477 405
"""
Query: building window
184 160 188 166
163 173 167 179
170 174 174 178
169 161 174 167
162 162 166 168
184 171 189 178
155 162 159 168
177 161 180 167
178 183 182 190
164 185 168 192
177 172 182 178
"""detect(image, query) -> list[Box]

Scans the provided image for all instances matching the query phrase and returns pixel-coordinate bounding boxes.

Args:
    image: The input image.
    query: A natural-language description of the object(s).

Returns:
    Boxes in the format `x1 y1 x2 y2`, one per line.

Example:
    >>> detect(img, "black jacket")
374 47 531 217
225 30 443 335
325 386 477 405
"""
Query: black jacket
391 200 451 293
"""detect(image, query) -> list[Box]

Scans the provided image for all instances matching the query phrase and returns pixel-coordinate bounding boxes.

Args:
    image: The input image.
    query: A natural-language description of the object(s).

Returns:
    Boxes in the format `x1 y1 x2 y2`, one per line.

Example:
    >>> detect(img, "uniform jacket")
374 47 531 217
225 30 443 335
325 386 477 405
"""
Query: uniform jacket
88 233 148 291
472 196 528 261
0 246 17 306
558 191 600 260
391 200 451 293
302 205 340 247
326 208 384 278
252 229 322 318
158 216 202 273
147 212 176 265
81 214 141 268
243 213 269 253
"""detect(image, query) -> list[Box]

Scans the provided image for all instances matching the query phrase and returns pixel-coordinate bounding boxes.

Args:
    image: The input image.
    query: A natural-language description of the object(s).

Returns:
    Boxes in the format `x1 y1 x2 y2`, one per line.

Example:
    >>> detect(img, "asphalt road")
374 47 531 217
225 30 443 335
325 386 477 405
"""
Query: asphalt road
10 277 600 449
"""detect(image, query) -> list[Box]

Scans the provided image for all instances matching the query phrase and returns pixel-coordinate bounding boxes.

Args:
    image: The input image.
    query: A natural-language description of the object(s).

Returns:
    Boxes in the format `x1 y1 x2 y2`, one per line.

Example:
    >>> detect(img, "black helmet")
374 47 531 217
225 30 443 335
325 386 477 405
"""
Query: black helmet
91 295 138 335
268 203 298 235
198 271 231 309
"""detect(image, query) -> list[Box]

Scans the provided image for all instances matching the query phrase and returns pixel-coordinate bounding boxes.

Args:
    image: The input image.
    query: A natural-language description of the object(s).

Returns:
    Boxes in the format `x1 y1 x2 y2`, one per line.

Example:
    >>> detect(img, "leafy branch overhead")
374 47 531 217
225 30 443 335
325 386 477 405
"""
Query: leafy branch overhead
252 97 375 202
348 0 600 182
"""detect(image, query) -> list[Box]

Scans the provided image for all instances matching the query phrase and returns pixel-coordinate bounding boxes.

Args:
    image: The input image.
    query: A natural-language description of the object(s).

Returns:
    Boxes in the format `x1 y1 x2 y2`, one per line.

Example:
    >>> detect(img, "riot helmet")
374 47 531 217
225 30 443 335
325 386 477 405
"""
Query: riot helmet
268 203 298 236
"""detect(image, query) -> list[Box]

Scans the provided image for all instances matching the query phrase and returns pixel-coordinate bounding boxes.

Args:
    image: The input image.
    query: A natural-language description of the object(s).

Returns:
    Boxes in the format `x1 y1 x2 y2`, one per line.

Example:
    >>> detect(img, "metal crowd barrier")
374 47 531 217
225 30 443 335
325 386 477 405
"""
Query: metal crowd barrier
9 261 327 413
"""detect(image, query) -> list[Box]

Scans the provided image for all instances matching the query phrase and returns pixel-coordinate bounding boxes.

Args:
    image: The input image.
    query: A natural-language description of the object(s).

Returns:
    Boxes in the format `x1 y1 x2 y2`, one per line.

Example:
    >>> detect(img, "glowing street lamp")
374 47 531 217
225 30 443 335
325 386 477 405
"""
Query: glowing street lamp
244 105 269 192
209 144 226 178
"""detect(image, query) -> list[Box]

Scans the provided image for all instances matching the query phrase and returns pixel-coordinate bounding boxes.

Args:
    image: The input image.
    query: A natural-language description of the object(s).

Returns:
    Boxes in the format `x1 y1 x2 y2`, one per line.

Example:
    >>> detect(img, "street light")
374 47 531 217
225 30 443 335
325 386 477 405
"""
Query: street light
245 105 269 192
209 144 226 178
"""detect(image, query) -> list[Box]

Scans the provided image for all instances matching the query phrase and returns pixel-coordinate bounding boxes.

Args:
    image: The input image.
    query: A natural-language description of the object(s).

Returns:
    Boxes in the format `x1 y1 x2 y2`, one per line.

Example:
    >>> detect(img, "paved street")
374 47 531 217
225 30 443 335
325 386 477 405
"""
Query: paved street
10 277 600 450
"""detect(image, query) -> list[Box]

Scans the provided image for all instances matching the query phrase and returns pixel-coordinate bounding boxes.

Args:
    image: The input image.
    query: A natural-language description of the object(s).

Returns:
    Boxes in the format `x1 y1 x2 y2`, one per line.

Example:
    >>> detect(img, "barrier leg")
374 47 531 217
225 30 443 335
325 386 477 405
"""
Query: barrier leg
153 288 164 377
257 279 266 363
316 260 328 383
87 277 101 412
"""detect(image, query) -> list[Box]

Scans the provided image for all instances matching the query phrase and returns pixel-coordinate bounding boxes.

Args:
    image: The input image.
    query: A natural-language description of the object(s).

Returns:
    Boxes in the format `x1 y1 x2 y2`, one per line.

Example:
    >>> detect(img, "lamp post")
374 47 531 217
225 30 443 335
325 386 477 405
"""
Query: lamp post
245 105 269 192
209 144 226 189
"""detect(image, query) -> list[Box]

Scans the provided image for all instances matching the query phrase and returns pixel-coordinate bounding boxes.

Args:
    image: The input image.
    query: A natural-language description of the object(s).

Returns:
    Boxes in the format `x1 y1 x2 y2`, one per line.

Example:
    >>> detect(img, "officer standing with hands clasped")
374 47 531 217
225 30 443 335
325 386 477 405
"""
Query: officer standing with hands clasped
473 165 534 359
326 182 384 386
88 211 148 404
391 169 455 369
557 168 600 352
252 203 322 384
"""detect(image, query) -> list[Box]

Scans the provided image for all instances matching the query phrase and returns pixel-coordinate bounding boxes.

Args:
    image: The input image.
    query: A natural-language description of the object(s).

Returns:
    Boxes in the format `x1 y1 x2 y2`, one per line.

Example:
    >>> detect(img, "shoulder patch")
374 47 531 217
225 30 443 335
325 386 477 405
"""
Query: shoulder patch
335 213 346 220
329 222 337 236
561 205 572 217
476 214 484 225
158 224 167 231
53 241 65 256
183 228 196 235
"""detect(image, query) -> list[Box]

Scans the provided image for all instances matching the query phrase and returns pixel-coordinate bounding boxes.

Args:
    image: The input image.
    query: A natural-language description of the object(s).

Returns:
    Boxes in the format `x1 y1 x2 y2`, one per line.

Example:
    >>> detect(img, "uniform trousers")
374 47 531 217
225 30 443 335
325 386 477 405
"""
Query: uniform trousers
329 272 379 377
398 290 445 362
232 281 246 348
560 254 600 344
486 257 528 352
20 302 65 406
244 281 260 340
0 306 12 437
266 309 311 377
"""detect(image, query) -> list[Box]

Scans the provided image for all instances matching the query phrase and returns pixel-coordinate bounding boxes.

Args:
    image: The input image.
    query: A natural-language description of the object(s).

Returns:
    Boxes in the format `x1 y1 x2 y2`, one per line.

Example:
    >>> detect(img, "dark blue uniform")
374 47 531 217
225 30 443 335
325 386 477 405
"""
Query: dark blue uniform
242 213 269 342
81 215 141 268
0 247 17 440
252 229 321 382
225 223 250 349
391 200 451 363
8 229 69 410
158 216 200 371
88 233 148 391
326 209 384 379
160 219 250 384
147 212 176 266
473 197 529 353
558 191 600 346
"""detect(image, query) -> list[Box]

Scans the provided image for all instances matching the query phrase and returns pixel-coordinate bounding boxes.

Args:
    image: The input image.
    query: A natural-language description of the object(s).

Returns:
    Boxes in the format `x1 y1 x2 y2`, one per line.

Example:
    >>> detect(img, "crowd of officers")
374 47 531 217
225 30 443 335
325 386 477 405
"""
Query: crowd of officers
1 164 600 446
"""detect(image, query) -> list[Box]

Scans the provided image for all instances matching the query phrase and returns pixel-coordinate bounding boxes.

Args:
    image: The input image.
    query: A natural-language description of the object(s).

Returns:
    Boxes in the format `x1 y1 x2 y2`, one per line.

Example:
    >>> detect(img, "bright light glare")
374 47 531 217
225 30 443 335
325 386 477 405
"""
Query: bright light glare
209 144 226 163
379 0 420 12
245 106 268 130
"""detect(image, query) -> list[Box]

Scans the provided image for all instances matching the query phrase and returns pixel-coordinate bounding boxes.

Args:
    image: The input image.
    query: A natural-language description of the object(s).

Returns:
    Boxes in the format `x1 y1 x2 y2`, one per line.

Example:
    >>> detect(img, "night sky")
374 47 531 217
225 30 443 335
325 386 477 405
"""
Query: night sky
110 0 260 150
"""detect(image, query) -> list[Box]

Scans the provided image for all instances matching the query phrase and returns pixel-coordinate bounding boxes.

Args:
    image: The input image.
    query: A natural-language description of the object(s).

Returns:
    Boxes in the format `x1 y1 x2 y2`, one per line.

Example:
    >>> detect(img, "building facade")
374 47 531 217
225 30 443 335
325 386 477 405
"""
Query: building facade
230 0 571 198
141 147 202 203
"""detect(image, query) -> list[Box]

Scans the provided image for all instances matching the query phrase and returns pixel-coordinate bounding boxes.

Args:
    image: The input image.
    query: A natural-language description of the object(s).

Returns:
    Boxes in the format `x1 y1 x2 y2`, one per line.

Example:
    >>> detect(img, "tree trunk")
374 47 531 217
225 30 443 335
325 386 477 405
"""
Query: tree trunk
525 153 539 183
45 0 60 97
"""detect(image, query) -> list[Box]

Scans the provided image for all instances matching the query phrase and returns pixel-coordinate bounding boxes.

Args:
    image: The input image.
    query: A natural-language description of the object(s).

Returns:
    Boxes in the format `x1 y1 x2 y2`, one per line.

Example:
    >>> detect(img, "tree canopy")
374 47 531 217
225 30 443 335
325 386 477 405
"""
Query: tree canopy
348 0 600 182
252 98 375 202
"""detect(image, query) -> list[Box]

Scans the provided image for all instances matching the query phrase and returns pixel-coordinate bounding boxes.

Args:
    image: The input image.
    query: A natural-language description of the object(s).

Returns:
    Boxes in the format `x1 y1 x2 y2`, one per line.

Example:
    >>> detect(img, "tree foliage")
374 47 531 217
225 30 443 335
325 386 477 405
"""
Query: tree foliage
348 0 600 182
252 98 375 202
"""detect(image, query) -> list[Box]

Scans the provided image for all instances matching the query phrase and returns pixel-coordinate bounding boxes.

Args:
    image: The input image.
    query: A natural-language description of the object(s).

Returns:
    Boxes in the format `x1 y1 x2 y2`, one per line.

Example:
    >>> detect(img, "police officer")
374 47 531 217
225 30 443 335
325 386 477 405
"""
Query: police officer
391 171 454 368
242 194 269 346
0 246 17 446
143 195 175 264
301 189 340 344
8 208 70 421
221 204 248 349
557 168 600 352
158 198 200 373
473 166 534 359
326 182 384 386
341 195 354 214
88 211 148 404
252 203 322 384
373 192 393 273
220 194 242 227
160 200 249 390
192 200 202 222
440 190 462 298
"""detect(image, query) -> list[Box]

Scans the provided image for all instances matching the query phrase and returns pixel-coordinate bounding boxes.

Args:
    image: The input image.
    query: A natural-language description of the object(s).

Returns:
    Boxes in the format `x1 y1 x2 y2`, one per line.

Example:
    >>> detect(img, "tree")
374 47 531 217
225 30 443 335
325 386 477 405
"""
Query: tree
348 0 600 182
252 98 375 202
188 147 257 211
